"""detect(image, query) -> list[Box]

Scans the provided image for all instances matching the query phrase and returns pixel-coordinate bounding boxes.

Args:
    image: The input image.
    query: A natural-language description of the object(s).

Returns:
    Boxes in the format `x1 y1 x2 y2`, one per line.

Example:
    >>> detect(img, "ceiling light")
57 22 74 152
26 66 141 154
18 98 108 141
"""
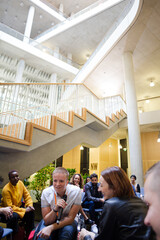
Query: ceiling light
139 109 143 113
150 81 155 87
80 145 84 150
20 2 24 7
118 145 122 149
86 54 90 60
146 99 150 103
39 14 43 19
157 132 160 143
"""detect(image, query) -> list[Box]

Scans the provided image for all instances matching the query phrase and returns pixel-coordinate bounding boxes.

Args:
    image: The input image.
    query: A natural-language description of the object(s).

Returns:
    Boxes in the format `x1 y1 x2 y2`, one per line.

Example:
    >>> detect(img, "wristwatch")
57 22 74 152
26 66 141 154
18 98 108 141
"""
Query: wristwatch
53 207 58 213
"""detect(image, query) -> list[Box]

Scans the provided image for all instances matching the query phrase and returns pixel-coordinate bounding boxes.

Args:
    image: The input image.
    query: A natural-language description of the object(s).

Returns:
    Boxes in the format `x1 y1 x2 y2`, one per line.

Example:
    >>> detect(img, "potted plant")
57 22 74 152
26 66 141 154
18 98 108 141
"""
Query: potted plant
29 163 55 221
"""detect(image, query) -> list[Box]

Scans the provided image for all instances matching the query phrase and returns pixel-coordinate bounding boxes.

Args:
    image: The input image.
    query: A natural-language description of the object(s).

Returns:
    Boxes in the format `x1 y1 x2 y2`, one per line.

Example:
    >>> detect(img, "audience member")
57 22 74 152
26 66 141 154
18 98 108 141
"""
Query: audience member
83 177 91 192
144 161 160 240
36 167 81 240
0 207 13 239
82 173 104 223
130 174 140 193
1 170 35 238
70 174 93 225
70 174 84 189
79 166 156 240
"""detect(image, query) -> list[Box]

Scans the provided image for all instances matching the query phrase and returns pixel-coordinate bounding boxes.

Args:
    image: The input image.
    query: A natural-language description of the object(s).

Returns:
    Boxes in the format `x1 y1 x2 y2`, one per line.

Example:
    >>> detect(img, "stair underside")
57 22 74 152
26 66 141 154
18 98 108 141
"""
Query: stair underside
0 108 127 186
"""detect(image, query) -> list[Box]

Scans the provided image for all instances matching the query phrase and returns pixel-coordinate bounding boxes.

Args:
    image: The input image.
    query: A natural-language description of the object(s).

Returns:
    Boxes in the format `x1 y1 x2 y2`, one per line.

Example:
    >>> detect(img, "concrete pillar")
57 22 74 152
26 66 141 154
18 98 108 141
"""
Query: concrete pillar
15 59 25 83
48 73 57 114
67 53 72 65
23 6 35 43
59 3 64 14
123 51 143 186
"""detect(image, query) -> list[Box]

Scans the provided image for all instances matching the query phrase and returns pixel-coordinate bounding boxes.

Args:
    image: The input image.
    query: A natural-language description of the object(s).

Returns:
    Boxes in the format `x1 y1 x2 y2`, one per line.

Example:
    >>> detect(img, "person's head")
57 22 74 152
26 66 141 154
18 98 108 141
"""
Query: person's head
144 162 160 238
99 166 134 200
85 177 91 184
70 174 84 188
8 170 19 186
130 174 137 184
52 167 69 197
90 173 98 186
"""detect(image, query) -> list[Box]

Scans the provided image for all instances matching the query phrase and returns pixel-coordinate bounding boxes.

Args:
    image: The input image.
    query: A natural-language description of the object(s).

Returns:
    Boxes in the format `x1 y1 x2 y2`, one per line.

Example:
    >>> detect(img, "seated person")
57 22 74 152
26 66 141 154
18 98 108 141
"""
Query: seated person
130 174 140 193
83 177 91 192
82 173 104 223
1 170 35 238
70 174 93 225
36 167 81 240
78 166 156 240
0 207 13 239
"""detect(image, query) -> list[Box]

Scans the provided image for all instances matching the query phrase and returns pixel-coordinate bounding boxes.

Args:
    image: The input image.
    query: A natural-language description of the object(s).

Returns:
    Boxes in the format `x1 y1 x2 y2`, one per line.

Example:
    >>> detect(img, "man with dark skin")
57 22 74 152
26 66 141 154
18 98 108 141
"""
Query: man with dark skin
1 170 35 238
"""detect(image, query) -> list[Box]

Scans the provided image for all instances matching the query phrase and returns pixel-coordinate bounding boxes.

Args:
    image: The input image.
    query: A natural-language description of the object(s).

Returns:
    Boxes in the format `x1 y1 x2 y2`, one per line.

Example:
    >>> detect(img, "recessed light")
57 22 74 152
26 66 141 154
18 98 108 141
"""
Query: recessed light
149 81 155 87
146 99 150 103
39 14 43 19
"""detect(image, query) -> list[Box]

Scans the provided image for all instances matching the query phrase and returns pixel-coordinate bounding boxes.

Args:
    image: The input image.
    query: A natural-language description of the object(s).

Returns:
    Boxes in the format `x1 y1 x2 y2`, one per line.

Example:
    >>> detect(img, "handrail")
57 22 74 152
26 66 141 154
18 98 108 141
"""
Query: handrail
0 83 126 140
0 23 80 69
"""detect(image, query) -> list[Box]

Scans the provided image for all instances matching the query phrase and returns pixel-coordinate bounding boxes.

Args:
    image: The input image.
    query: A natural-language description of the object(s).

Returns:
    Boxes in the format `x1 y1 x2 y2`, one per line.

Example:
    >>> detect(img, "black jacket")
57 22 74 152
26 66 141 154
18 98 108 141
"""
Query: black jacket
95 197 156 240
83 182 103 203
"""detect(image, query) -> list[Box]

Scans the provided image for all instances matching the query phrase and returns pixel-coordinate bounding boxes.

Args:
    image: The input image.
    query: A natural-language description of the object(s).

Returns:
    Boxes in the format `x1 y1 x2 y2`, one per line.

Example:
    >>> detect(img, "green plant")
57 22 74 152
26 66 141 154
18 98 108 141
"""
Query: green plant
29 163 55 202
81 173 90 183
66 168 76 180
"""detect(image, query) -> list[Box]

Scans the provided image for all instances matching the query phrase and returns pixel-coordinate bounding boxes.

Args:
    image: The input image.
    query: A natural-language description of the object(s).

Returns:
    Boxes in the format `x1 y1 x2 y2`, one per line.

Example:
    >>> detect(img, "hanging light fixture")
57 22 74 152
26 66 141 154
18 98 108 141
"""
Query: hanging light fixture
157 131 160 143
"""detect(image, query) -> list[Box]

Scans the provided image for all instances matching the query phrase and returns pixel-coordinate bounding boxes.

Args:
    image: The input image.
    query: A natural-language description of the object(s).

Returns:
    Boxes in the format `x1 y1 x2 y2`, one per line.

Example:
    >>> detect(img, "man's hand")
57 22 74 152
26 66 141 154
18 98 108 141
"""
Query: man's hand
55 198 67 211
37 225 53 239
25 206 35 212
0 207 13 219
78 228 95 240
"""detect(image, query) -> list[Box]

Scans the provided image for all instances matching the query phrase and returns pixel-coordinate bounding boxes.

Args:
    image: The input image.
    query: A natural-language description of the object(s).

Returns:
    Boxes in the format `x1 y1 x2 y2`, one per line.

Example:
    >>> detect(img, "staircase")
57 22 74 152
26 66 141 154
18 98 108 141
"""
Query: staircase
0 83 127 186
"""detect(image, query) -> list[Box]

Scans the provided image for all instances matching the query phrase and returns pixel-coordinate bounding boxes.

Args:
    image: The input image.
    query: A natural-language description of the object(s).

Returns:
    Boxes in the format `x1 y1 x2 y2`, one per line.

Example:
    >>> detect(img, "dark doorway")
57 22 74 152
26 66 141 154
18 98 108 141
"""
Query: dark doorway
54 156 63 167
120 139 128 173
80 147 89 175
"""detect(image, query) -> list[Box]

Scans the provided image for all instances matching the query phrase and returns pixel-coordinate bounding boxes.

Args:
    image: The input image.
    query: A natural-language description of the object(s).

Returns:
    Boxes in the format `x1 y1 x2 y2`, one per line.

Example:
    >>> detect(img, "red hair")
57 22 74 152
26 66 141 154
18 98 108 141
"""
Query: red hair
101 166 134 198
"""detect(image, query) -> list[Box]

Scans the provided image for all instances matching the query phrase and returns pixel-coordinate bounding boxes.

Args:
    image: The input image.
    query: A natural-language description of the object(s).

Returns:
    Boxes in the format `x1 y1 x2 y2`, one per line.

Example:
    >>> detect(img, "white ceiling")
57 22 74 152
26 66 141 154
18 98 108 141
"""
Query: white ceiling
0 0 160 137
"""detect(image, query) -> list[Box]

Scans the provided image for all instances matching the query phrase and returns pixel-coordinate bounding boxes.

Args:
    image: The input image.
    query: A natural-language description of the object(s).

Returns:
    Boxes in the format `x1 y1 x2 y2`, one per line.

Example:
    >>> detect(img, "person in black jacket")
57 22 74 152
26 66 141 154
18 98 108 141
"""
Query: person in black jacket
79 166 156 240
82 173 104 223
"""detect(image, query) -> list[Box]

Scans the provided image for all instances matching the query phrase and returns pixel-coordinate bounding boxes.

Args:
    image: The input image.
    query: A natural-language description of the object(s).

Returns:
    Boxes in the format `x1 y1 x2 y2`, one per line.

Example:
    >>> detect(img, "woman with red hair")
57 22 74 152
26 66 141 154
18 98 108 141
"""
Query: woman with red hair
78 166 155 240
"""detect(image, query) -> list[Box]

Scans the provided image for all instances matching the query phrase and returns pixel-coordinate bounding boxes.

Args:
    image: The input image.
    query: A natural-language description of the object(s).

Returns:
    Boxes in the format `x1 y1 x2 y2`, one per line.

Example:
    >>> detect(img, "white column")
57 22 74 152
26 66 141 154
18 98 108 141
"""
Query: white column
67 53 72 65
15 60 25 83
23 6 35 43
48 73 57 114
59 3 64 14
123 51 143 186
14 59 25 104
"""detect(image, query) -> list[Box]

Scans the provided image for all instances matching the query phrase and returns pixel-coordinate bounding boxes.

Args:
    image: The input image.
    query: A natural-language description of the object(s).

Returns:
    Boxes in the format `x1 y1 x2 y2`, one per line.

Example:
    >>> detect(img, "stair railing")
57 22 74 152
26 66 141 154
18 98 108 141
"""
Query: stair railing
0 83 126 140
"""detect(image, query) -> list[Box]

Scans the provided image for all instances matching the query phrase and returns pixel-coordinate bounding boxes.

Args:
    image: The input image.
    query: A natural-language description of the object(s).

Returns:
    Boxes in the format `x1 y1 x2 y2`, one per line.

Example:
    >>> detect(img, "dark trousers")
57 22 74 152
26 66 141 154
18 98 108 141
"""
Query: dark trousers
82 201 103 222
22 211 35 236
0 212 19 233
0 210 34 236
